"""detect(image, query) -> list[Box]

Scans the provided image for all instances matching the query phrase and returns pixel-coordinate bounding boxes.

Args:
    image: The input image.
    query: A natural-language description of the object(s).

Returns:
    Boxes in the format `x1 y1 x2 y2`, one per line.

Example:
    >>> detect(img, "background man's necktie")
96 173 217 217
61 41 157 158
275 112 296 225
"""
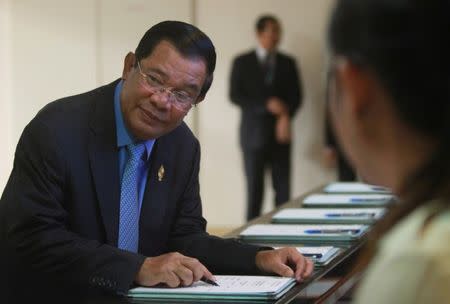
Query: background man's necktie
118 143 146 252
263 54 274 84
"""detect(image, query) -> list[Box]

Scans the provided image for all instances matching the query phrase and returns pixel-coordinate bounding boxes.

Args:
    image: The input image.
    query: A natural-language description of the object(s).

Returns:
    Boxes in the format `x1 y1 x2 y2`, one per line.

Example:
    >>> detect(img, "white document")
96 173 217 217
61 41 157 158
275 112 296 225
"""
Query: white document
272 208 385 220
303 194 393 206
324 182 391 193
274 246 341 264
239 224 367 236
295 246 336 256
275 245 336 257
129 275 295 296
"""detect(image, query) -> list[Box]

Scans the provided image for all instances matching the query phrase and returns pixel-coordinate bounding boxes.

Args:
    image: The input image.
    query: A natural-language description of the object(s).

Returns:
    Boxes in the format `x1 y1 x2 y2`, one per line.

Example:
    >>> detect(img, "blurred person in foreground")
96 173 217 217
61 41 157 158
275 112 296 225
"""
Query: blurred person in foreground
327 0 450 302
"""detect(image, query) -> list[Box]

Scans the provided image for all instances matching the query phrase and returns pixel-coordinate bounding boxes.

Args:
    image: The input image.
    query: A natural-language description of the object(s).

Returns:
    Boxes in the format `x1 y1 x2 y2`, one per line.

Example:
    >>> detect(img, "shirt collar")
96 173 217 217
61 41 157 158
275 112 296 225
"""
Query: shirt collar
256 44 276 64
256 44 268 62
114 80 155 159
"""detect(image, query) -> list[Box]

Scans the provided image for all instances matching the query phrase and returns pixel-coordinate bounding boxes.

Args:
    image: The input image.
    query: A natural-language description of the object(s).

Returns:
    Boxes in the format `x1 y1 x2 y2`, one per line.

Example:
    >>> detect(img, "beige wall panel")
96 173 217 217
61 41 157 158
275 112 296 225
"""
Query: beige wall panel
10 0 97 145
0 0 13 190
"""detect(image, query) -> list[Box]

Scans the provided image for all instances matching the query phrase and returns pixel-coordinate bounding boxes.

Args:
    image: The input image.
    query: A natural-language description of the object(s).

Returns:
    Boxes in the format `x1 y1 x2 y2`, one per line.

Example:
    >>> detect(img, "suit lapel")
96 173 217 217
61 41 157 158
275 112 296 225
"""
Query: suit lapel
272 52 281 85
139 136 172 253
88 81 121 246
250 51 266 84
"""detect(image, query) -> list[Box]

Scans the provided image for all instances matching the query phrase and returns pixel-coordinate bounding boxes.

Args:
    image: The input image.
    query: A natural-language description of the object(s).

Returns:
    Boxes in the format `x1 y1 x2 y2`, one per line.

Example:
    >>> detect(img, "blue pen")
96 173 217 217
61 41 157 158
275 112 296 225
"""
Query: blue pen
326 212 376 217
305 229 361 234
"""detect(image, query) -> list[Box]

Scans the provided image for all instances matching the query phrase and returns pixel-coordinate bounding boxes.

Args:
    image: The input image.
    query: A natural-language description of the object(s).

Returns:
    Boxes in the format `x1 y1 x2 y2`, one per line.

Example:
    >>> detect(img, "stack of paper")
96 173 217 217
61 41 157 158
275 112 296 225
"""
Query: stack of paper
239 224 369 245
272 208 385 224
303 194 394 208
323 182 391 194
128 275 297 301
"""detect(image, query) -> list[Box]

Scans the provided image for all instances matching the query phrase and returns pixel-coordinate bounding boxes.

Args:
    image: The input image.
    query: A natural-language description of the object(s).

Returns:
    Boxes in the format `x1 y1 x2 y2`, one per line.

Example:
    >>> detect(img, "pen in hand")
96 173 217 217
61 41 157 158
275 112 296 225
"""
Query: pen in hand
201 277 220 286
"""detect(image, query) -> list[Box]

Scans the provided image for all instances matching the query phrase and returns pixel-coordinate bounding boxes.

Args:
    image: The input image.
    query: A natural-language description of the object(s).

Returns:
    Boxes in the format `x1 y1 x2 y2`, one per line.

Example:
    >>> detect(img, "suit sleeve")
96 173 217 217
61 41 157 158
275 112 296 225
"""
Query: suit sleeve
1 118 145 295
229 56 268 114
285 57 303 117
168 139 270 274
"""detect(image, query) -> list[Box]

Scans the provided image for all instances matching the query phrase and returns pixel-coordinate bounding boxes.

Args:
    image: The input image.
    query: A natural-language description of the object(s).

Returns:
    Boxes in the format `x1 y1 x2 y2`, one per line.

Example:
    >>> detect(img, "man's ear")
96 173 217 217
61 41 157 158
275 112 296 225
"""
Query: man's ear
334 59 374 116
122 52 136 80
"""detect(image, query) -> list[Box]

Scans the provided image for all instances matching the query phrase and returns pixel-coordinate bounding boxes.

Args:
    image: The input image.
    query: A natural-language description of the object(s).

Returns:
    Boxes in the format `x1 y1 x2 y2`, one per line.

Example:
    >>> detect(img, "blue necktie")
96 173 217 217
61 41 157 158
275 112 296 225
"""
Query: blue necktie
118 143 146 252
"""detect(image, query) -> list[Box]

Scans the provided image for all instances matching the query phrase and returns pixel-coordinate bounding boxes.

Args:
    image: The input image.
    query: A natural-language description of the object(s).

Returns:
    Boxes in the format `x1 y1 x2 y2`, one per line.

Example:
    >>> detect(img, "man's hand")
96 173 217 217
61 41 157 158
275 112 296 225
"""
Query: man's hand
275 114 291 144
135 252 215 288
266 97 288 116
255 248 314 282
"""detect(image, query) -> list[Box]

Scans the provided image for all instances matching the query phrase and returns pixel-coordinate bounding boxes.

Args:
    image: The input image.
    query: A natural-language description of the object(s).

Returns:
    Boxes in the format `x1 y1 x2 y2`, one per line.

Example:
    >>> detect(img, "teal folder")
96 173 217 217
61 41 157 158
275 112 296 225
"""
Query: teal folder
272 208 385 224
128 275 296 301
239 224 369 245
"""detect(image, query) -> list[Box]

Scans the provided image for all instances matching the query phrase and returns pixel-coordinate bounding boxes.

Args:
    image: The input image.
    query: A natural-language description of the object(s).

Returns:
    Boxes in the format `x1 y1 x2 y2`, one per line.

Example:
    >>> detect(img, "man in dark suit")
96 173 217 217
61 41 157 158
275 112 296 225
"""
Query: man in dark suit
323 75 356 181
230 15 302 221
0 21 312 302
324 112 357 181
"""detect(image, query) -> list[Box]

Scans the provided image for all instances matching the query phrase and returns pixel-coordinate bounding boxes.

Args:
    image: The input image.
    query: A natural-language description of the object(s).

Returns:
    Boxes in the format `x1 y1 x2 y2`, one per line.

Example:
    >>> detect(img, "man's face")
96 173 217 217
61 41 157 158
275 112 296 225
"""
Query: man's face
257 21 281 51
120 40 207 140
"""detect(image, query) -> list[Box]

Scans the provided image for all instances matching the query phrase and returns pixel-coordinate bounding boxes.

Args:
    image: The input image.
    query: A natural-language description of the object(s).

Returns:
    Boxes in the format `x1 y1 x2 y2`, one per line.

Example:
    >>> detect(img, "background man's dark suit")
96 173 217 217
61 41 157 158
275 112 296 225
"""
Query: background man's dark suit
325 112 356 181
230 50 302 220
0 80 263 301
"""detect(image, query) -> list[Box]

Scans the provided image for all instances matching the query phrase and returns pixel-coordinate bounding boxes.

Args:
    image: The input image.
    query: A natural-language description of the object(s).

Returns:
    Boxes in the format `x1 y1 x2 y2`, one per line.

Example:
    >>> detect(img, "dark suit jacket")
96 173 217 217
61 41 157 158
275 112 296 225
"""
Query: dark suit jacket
229 50 302 149
0 80 263 301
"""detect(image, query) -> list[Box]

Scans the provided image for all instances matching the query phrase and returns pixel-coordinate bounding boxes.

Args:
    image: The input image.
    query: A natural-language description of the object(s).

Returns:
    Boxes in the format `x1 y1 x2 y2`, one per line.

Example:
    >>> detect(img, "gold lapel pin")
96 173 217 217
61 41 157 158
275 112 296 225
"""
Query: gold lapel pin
158 165 165 182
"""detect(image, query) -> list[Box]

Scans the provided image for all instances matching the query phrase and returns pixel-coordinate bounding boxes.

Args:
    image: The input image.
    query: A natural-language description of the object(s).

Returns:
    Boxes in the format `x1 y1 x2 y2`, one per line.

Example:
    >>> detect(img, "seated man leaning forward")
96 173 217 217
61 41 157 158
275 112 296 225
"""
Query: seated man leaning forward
0 21 313 301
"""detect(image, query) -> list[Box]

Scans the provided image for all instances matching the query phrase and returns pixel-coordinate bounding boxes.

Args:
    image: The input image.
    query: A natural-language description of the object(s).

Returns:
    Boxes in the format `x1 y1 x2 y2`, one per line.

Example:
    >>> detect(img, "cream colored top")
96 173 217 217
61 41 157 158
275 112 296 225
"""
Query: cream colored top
354 202 450 303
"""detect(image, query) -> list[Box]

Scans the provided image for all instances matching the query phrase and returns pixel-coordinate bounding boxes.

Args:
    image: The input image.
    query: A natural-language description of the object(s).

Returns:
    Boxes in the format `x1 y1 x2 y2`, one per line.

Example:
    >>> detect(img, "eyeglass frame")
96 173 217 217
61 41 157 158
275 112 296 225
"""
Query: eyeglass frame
136 61 199 111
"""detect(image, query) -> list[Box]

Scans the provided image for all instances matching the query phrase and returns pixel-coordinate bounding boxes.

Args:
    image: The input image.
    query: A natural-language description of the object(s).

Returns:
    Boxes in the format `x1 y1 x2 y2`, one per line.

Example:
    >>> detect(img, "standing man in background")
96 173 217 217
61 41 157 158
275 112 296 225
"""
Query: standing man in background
230 15 303 220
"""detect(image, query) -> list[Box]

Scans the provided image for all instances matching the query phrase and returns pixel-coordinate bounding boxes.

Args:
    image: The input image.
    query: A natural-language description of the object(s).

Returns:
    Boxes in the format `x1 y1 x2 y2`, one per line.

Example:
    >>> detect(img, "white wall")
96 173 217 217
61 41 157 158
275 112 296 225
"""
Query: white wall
0 0 13 189
0 0 336 228
10 0 98 143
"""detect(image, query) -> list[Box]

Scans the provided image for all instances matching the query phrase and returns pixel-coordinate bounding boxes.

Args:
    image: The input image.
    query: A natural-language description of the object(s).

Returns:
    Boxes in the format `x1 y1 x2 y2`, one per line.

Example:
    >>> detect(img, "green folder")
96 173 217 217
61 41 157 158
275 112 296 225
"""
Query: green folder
272 208 385 224
239 224 369 245
128 275 297 301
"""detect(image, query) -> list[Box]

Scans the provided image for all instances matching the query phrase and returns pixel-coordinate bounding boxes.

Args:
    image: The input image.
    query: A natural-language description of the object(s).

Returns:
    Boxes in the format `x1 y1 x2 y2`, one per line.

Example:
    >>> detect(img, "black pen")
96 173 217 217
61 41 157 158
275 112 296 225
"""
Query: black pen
302 253 323 258
201 277 220 286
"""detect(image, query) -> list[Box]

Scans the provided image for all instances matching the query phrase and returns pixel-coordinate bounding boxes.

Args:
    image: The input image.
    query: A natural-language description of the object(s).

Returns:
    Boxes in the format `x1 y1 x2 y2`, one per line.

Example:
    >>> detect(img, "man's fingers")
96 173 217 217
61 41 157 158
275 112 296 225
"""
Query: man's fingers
303 258 314 278
181 257 214 282
272 262 295 278
165 272 181 288
173 265 194 286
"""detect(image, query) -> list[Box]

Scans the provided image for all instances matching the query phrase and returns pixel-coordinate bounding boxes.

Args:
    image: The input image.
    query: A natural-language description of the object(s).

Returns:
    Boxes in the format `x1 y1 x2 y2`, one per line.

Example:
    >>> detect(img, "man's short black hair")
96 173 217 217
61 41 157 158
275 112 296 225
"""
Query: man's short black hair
256 15 279 33
135 20 216 99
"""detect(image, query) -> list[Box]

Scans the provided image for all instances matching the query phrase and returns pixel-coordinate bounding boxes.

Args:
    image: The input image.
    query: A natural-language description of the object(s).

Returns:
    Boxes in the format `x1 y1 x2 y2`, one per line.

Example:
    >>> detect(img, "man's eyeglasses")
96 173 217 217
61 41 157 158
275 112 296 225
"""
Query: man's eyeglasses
137 61 198 112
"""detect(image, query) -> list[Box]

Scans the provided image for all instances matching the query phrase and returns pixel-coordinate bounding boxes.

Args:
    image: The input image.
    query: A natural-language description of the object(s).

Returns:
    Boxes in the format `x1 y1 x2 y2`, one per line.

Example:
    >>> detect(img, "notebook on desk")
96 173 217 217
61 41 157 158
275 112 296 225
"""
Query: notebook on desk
272 208 386 224
323 182 391 194
128 275 296 300
239 224 369 245
302 194 394 208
